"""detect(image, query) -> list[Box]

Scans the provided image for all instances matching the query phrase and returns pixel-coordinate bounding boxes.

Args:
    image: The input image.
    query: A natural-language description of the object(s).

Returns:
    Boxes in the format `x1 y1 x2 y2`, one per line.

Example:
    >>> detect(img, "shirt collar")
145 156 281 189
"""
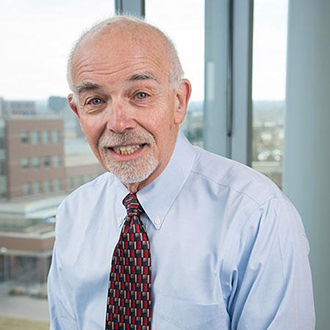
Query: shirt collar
113 131 196 230
113 177 130 228
137 131 196 230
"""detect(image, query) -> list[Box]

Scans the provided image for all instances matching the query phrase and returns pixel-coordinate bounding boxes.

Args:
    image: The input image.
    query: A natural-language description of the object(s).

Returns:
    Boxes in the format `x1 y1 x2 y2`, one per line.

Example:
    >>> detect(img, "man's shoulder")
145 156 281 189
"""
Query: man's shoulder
191 146 284 206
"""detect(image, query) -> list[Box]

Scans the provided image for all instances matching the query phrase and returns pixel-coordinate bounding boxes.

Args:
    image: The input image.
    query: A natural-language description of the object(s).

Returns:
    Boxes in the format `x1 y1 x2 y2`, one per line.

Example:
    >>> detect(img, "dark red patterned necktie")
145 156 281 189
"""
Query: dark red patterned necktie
106 193 152 330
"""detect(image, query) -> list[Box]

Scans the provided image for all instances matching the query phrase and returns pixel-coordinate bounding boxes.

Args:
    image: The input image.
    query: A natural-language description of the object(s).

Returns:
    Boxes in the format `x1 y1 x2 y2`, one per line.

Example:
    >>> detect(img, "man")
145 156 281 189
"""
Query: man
47 16 315 330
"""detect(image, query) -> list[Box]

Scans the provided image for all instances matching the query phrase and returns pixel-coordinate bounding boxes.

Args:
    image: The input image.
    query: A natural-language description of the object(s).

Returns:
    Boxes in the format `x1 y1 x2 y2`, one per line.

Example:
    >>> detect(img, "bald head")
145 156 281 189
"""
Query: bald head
67 16 184 94
66 16 192 192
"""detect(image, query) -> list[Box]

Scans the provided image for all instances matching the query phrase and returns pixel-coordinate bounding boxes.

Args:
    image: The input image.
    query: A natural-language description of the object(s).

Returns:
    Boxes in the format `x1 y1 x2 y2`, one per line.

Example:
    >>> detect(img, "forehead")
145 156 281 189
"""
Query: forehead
71 27 170 88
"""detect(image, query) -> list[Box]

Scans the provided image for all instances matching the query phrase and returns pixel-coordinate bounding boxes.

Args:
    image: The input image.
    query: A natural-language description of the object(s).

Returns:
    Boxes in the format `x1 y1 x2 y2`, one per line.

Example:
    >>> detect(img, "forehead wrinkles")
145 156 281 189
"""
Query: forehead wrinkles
71 28 170 86
73 55 166 88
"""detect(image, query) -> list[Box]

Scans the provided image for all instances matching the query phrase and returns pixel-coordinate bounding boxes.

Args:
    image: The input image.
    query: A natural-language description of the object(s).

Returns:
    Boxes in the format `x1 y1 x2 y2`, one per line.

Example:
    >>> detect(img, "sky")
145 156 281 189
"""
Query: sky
0 0 287 102
252 0 288 100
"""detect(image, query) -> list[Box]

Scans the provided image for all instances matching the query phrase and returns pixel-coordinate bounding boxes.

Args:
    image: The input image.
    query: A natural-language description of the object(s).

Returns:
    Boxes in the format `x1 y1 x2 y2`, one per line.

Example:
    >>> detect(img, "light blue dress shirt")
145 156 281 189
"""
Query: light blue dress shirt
48 132 315 330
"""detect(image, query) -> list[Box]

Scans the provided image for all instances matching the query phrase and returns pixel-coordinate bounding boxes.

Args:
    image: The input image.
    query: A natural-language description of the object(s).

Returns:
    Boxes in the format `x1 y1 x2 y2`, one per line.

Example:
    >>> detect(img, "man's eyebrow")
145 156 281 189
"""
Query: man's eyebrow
73 74 158 94
73 82 103 94
127 73 159 83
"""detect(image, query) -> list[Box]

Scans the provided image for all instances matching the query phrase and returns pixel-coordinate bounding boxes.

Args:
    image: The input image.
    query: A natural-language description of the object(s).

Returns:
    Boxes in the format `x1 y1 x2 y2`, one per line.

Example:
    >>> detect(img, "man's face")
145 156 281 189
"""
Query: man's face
69 27 191 190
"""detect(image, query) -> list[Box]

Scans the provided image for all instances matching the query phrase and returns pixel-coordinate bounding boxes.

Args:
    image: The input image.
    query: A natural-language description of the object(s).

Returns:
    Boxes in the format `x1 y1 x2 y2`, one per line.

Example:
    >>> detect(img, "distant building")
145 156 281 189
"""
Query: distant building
0 115 104 284
0 117 64 282
0 196 62 283
47 95 79 136
48 96 67 114
4 117 66 200
0 98 36 117
1 116 104 201
65 153 104 191
182 101 204 147
0 98 3 117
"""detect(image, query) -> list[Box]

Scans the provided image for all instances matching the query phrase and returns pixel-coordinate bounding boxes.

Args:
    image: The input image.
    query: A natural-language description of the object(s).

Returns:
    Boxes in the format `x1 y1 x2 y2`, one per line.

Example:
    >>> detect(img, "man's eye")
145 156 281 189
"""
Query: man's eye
135 92 149 99
88 98 103 106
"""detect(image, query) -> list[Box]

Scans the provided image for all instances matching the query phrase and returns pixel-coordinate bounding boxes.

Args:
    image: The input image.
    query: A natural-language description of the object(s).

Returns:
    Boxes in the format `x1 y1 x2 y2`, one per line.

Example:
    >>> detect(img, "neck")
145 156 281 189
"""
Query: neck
125 182 140 193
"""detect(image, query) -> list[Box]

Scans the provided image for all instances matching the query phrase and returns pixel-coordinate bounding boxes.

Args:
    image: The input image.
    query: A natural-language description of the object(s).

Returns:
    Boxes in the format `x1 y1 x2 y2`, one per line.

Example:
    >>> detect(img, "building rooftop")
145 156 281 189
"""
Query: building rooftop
0 194 66 225
65 153 99 167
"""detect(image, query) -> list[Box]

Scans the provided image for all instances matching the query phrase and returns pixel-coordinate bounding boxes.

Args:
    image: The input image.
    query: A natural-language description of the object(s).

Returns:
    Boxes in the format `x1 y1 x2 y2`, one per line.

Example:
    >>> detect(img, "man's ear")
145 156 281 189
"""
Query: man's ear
68 94 79 117
174 79 192 125
68 93 85 134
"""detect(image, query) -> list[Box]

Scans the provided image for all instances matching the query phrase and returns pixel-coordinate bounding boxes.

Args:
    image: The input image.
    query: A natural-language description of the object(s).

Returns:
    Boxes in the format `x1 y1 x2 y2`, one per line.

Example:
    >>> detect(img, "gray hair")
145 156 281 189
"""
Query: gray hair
67 15 184 96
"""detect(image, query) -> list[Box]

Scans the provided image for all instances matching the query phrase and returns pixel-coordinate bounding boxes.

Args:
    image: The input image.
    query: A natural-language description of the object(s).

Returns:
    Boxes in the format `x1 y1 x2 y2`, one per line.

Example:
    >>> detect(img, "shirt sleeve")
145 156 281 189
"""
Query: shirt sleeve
227 197 315 330
47 240 78 330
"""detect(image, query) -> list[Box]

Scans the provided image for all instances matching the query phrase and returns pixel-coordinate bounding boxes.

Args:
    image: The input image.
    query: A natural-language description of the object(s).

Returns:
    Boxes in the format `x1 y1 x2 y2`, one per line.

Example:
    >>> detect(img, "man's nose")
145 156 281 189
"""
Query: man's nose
106 101 137 133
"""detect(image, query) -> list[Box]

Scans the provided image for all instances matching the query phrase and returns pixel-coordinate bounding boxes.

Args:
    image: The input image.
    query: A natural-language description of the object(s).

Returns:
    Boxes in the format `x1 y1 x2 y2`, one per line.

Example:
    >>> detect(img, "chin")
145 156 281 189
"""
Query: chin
105 159 158 184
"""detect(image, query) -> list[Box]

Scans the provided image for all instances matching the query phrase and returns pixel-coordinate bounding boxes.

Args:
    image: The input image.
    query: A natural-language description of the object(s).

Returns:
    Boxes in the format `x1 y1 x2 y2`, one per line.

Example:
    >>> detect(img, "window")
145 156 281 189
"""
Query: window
42 131 49 144
0 136 5 149
0 175 7 197
33 156 40 169
20 132 28 144
0 160 6 175
53 179 61 192
43 180 51 193
23 183 30 196
52 130 59 143
0 0 115 326
34 182 40 194
21 157 29 169
53 155 60 167
31 131 39 145
44 156 51 167
146 0 205 147
251 0 288 188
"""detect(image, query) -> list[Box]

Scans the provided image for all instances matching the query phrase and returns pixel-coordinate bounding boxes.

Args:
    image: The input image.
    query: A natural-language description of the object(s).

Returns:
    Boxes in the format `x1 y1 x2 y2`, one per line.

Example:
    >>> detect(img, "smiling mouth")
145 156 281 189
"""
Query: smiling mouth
109 144 146 155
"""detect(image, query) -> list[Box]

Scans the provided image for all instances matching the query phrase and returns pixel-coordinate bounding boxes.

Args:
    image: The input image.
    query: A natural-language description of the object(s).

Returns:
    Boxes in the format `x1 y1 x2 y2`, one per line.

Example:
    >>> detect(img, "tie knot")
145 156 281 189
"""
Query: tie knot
123 193 143 217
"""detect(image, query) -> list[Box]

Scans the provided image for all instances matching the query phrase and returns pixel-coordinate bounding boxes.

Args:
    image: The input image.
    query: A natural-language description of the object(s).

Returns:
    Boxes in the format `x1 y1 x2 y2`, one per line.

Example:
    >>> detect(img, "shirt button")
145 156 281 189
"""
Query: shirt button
155 217 161 225
117 217 123 223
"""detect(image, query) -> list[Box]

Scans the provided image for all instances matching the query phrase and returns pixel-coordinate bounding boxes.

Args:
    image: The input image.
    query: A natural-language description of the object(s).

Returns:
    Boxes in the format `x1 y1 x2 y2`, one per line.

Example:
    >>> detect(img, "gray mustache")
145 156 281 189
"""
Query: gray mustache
98 131 155 148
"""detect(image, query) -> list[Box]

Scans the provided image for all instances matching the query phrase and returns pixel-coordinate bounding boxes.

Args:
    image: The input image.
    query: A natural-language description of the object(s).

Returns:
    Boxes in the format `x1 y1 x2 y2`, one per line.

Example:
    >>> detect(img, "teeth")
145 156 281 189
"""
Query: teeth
113 144 142 155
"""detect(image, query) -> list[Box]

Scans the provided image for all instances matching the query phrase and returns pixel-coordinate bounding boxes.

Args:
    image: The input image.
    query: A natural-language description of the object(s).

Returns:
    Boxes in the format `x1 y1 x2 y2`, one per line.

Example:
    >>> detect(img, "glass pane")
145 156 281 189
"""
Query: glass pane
33 156 40 168
0 1 114 327
34 182 40 194
52 130 59 143
252 0 288 188
31 131 39 145
21 157 29 169
42 131 49 144
146 0 205 147
20 132 29 144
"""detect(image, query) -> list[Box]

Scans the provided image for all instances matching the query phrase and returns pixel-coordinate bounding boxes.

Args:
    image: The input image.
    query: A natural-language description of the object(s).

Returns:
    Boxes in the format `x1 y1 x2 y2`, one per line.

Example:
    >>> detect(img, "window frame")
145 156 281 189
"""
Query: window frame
204 0 253 165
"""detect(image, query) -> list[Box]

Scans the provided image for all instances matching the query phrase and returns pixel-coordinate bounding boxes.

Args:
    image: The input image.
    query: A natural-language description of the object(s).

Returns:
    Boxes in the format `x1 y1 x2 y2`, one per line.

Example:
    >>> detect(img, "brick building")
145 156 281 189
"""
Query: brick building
5 117 66 200
0 116 104 283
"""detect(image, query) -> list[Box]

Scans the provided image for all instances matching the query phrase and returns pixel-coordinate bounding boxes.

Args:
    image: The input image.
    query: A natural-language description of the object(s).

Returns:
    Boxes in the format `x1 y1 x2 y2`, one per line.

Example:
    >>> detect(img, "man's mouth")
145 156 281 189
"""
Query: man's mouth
110 144 146 155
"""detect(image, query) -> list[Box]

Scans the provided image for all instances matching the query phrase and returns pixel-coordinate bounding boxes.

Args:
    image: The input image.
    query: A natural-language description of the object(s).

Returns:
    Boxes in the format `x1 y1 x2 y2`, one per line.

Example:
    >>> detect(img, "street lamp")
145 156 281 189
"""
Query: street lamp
0 247 8 282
